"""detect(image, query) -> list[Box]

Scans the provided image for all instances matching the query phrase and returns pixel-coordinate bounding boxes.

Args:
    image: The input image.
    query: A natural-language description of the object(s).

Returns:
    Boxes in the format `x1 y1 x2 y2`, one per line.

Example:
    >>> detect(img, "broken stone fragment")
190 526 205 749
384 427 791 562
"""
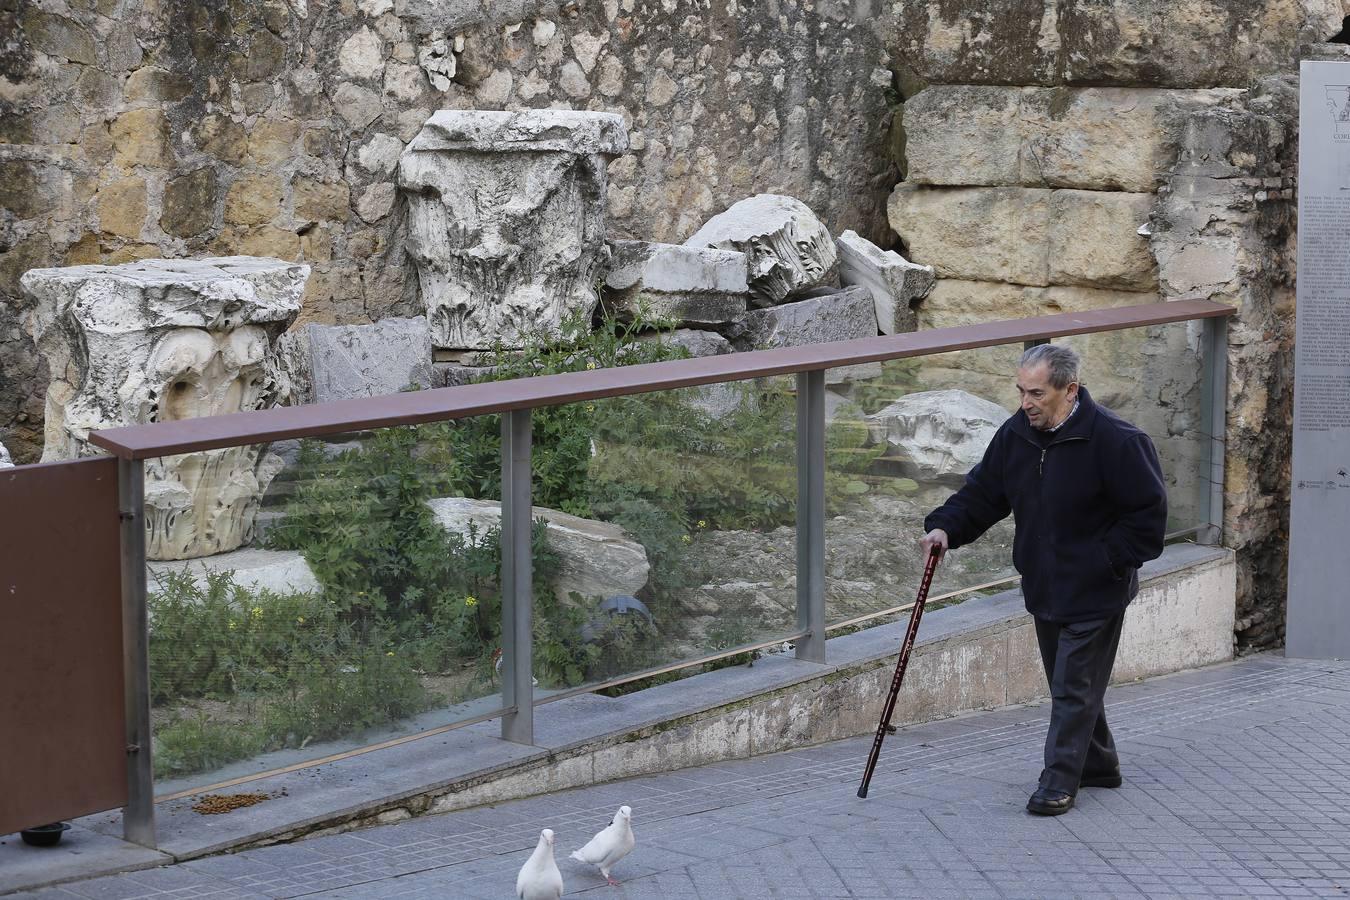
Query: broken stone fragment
836 230 934 335
732 284 880 385
399 109 628 350
21 256 306 560
426 496 649 601
683 194 839 307
148 547 321 597
278 315 434 405
603 239 750 329
865 389 1010 481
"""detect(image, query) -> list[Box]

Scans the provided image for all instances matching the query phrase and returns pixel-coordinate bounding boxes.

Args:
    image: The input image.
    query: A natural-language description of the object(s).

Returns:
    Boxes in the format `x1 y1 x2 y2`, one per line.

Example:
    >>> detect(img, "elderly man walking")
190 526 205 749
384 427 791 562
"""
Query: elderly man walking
921 344 1167 816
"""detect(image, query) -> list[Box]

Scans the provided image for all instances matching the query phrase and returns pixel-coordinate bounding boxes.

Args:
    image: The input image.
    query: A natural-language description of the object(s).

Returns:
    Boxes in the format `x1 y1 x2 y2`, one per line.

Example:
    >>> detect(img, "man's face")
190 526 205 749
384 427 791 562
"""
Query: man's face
1016 363 1078 431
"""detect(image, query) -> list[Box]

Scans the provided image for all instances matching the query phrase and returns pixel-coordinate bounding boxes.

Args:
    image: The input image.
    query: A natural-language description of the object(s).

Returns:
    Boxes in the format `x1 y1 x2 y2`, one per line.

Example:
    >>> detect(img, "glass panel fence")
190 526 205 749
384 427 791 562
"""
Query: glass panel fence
144 420 506 797
822 321 1211 629
526 376 802 698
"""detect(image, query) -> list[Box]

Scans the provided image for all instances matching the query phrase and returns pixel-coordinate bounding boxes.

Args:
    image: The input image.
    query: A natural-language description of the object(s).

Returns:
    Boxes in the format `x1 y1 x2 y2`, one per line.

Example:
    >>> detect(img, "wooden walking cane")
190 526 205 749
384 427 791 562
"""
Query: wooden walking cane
857 544 943 798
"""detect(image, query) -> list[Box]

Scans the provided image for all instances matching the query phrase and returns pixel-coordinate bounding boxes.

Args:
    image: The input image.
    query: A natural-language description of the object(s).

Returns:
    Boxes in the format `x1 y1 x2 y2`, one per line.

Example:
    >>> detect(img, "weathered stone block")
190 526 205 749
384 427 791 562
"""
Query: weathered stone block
889 0 1338 87
889 0 1060 86
111 108 171 169
734 285 880 384
334 82 384 128
399 109 627 349
225 174 285 226
196 114 248 164
280 315 434 405
161 168 219 238
1049 190 1157 291
1058 0 1341 87
889 185 1157 289
902 86 1247 191
0 441 12 468
735 285 878 351
21 8 97 65
683 194 839 307
604 240 749 328
125 67 191 102
889 184 1052 286
426 496 650 601
96 177 147 239
21 257 307 560
148 547 321 596
836 229 933 335
293 177 351 222
247 119 302 166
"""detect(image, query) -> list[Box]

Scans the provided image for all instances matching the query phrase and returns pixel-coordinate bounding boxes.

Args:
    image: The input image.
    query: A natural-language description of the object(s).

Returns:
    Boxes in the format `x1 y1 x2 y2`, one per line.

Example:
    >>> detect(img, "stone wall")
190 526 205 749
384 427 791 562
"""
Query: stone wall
886 1 1338 650
0 0 895 462
1 0 1335 648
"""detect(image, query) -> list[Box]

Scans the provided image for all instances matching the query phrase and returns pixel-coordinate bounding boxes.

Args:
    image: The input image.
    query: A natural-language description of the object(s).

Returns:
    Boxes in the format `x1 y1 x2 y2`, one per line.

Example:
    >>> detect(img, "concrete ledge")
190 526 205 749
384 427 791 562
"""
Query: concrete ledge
52 543 1232 890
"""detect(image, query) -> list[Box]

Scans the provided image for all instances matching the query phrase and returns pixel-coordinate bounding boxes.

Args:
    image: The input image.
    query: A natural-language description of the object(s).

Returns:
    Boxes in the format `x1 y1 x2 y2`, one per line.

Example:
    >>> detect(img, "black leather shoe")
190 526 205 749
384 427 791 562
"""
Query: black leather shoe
1027 788 1075 815
1079 771 1123 789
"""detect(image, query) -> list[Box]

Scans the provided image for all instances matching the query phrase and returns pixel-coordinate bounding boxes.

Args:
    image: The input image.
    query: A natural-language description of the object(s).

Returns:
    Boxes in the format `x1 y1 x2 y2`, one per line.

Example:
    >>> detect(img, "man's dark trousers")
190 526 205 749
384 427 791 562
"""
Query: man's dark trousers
1034 611 1125 793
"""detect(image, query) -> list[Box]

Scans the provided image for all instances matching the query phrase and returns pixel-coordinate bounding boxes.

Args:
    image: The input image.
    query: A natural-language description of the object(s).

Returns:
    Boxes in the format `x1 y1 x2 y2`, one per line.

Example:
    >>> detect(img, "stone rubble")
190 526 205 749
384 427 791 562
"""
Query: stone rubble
683 194 840 307
731 284 880 385
836 229 934 335
279 315 435 405
603 239 750 330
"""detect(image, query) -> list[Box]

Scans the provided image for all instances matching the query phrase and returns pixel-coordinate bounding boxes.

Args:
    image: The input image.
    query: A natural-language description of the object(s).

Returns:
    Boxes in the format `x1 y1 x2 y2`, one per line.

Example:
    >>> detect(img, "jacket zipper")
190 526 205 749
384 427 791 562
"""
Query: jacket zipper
1016 432 1087 478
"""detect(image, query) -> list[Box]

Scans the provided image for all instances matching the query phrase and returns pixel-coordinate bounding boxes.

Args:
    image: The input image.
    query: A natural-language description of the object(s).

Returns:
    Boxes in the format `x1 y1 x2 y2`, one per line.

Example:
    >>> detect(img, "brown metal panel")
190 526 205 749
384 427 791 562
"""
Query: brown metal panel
0 456 126 835
88 299 1237 460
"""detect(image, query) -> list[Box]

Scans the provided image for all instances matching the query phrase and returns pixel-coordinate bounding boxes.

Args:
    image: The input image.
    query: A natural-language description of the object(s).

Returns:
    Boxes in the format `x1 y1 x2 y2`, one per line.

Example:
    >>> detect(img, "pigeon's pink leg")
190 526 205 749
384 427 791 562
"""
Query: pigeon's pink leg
607 877 621 886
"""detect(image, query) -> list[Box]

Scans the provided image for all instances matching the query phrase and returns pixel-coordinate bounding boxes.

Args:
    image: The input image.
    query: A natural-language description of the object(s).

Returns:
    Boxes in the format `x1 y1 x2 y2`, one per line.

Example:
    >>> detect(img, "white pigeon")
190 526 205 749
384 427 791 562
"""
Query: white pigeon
570 805 635 886
516 828 564 900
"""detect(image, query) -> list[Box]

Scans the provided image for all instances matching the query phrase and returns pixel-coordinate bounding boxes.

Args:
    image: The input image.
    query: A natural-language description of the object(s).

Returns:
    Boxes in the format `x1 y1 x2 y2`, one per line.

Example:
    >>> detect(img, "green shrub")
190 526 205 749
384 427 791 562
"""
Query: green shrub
154 714 267 780
147 570 337 704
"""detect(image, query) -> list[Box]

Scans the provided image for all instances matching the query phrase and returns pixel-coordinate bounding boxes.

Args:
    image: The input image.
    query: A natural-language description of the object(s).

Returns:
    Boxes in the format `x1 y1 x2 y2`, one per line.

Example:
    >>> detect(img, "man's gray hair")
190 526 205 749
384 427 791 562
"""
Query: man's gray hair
1019 344 1080 389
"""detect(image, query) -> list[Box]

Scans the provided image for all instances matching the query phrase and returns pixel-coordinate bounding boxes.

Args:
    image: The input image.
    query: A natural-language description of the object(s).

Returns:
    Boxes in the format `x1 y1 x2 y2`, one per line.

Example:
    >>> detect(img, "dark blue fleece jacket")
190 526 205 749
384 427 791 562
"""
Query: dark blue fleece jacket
923 386 1168 623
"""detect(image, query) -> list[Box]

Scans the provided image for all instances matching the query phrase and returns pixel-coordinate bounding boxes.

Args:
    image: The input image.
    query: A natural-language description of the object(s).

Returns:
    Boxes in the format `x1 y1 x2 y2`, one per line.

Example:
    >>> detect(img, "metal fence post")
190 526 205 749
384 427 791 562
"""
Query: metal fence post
118 458 155 848
795 370 826 663
1198 315 1229 546
500 409 535 744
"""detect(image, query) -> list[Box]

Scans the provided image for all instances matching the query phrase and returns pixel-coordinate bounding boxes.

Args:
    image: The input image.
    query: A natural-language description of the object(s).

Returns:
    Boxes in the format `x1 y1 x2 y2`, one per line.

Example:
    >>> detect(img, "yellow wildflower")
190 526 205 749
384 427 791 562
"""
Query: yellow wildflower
585 361 597 370
681 535 692 544
386 651 395 657
465 595 478 607
697 520 707 529
585 404 595 412
228 621 238 630
297 617 305 624
251 606 263 620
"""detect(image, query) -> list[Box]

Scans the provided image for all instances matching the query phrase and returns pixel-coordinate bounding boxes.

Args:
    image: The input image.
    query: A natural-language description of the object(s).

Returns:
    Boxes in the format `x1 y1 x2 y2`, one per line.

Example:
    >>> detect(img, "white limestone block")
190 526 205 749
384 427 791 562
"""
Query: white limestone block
836 230 934 335
683 194 839 307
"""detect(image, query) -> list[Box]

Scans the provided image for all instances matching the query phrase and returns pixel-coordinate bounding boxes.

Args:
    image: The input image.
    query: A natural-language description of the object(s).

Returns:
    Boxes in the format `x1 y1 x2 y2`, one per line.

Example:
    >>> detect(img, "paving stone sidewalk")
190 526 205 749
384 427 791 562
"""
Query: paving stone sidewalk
11 653 1350 899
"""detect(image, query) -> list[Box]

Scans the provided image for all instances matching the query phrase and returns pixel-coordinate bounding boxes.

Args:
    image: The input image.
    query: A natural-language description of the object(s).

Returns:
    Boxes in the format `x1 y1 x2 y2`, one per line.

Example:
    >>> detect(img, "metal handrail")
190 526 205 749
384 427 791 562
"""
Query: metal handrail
96 297 1234 848
88 299 1234 459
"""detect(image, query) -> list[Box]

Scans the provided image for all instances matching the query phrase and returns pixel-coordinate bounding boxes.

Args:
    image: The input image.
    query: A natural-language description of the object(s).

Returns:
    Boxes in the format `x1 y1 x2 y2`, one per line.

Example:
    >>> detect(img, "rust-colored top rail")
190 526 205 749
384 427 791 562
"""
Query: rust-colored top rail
89 299 1235 460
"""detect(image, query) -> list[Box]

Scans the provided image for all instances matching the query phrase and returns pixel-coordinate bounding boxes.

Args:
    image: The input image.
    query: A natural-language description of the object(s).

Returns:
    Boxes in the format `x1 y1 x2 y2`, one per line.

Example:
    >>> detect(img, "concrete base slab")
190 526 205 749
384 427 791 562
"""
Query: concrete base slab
0 823 168 894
